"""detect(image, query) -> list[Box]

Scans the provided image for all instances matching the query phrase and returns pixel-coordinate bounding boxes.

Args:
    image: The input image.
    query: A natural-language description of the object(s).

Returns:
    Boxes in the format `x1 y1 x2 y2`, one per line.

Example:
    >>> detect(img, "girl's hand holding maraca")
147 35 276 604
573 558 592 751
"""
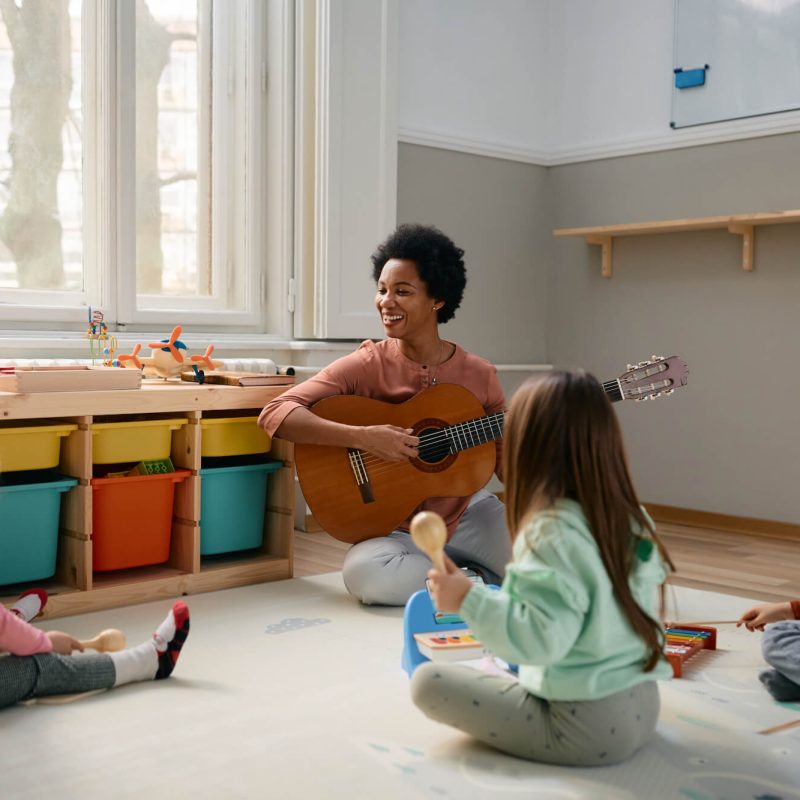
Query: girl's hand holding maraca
426 553 474 613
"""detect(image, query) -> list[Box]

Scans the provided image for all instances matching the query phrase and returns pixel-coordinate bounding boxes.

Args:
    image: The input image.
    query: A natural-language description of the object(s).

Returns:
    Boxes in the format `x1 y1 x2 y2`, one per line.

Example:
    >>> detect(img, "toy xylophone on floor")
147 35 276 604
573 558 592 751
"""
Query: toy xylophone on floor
664 625 717 677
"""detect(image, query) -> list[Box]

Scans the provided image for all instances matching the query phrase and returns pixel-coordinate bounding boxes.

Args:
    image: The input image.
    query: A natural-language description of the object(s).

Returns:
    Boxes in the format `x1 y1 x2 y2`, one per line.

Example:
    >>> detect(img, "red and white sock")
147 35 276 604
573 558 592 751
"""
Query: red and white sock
110 601 190 686
10 588 48 622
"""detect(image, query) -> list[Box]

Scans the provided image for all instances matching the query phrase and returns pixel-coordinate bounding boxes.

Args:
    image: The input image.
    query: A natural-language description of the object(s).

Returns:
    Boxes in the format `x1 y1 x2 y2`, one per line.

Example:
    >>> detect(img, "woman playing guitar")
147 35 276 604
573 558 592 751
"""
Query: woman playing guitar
258 224 511 606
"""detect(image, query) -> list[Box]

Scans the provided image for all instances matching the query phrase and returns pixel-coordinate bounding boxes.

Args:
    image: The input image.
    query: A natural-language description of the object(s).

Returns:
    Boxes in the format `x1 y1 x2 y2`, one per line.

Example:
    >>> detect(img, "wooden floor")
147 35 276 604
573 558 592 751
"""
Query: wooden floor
294 523 799 603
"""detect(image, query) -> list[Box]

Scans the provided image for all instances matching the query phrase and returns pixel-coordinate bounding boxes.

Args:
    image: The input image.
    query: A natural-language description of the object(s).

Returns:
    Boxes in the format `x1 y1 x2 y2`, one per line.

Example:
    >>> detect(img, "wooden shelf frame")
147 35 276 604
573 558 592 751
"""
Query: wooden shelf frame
553 209 800 277
0 381 295 619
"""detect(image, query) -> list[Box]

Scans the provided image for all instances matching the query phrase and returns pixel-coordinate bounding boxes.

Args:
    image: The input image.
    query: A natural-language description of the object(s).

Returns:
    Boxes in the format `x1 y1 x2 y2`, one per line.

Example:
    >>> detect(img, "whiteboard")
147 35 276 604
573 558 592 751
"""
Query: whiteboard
671 0 800 128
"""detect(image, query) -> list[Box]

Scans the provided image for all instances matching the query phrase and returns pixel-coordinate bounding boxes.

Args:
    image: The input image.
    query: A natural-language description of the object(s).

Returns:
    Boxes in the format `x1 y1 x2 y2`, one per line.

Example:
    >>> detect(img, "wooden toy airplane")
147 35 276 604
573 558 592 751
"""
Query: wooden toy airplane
116 326 223 381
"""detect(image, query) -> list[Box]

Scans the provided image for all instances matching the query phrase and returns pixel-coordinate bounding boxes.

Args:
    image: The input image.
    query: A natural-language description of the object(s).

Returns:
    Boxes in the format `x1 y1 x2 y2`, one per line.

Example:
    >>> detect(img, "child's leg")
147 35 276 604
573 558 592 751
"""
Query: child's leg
0 653 116 709
9 588 48 622
0 601 189 710
109 600 190 685
410 662 659 766
759 620 800 702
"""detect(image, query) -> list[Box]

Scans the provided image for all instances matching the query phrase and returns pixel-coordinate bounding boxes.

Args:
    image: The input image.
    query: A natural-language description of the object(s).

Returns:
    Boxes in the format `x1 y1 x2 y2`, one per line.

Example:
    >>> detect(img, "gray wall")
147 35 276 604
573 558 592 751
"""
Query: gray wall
397 143 551 367
550 133 800 524
399 134 800 525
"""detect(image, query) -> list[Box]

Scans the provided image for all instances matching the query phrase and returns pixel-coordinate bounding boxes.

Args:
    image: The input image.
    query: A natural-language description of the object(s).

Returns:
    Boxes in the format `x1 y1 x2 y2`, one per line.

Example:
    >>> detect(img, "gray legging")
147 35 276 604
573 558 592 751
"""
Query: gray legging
410 662 661 766
342 489 511 606
762 620 800 687
0 652 116 709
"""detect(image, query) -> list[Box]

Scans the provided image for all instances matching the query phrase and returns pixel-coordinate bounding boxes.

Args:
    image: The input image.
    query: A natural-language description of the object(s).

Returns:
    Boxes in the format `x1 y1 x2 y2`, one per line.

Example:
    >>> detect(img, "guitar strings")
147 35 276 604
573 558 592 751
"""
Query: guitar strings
349 419 504 478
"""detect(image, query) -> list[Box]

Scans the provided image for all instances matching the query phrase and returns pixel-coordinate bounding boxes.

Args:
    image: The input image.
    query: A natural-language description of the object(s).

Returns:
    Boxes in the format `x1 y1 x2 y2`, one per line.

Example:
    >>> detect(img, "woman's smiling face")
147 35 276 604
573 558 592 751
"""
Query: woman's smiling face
375 258 439 339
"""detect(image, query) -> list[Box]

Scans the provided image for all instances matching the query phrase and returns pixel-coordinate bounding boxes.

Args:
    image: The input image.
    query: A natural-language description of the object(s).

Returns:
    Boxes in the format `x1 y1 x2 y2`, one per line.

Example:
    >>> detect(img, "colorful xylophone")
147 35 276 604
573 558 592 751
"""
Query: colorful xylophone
664 625 717 677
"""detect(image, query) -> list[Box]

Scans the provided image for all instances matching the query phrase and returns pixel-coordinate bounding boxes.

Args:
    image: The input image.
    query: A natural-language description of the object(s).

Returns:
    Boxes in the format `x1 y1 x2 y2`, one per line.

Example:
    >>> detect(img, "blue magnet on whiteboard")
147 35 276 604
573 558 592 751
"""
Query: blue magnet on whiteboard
674 65 709 89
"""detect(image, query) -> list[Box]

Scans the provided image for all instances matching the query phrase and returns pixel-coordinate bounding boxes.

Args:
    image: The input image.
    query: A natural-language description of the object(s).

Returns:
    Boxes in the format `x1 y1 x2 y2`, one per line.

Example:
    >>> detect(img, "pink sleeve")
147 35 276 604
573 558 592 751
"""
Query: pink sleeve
258 349 367 437
0 605 53 656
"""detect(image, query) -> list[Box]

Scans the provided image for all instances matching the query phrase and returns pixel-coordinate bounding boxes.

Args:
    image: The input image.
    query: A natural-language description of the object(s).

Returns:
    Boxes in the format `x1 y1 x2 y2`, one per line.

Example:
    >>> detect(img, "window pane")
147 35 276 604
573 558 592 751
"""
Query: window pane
136 0 204 298
0 0 82 292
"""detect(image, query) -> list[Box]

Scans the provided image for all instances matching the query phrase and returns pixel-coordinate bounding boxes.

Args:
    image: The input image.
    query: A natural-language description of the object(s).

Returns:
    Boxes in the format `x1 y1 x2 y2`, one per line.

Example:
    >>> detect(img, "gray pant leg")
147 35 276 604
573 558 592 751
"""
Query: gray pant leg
445 489 511 585
762 620 800 686
342 530 430 606
0 653 116 709
342 489 511 606
410 662 660 766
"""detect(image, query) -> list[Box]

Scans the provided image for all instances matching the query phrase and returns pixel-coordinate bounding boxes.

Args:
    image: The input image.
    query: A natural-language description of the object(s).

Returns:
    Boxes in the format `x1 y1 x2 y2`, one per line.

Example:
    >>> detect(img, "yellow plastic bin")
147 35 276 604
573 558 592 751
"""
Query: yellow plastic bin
0 422 77 472
91 419 187 464
200 416 271 457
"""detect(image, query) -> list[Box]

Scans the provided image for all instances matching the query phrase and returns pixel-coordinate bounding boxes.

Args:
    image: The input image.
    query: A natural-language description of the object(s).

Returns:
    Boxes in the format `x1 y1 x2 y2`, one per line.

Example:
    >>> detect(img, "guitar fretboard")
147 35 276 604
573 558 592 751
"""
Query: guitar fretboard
418 380 622 460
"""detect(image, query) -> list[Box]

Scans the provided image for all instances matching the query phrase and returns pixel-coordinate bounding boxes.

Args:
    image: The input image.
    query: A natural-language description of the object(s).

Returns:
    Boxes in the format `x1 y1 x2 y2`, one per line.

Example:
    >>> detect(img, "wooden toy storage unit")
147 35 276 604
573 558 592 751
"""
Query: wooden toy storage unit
0 381 294 620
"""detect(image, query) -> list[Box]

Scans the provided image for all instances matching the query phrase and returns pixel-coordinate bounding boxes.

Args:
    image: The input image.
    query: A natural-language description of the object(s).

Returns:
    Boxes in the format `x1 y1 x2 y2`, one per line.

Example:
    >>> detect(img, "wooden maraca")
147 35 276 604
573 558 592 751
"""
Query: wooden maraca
78 628 126 652
410 510 447 572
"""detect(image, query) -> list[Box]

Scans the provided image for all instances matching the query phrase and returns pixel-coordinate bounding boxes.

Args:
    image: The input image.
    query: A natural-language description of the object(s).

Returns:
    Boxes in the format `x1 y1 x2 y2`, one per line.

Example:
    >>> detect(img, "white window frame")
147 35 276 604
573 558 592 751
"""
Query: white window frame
0 0 295 337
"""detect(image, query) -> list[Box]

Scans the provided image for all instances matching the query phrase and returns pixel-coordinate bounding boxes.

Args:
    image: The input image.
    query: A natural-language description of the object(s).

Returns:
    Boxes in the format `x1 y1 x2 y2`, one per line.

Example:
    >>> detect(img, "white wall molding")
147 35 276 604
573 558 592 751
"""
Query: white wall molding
398 126 551 166
547 109 800 165
400 109 800 167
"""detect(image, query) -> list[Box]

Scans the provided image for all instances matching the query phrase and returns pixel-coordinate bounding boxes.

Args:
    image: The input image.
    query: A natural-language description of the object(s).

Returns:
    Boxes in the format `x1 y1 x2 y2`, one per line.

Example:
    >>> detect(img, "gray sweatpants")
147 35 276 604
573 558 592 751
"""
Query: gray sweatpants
342 489 511 606
0 652 115 709
410 662 660 766
762 620 800 687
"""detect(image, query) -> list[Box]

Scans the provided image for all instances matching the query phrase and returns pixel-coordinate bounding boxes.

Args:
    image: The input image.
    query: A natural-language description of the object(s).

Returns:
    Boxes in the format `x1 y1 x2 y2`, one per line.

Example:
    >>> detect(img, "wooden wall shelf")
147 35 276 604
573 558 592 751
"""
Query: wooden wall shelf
553 209 800 277
0 381 295 619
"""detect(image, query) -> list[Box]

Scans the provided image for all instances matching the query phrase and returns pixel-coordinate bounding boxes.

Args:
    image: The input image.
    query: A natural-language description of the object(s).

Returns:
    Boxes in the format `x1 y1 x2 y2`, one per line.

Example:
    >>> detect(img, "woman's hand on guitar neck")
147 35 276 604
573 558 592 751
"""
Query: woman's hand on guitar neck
356 424 419 462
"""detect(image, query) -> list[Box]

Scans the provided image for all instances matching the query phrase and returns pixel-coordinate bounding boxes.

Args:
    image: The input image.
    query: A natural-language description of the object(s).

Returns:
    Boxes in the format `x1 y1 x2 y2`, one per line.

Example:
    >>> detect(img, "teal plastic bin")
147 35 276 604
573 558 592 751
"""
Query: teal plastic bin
199 461 282 555
0 474 78 585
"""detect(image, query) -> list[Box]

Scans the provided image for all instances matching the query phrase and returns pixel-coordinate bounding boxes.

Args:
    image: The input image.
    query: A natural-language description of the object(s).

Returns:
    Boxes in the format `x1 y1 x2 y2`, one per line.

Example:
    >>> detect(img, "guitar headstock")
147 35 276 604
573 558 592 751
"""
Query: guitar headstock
618 355 688 401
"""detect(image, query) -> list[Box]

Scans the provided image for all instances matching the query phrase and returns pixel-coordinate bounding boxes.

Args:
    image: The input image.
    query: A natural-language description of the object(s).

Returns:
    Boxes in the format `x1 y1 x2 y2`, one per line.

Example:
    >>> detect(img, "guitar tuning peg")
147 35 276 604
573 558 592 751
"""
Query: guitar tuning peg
638 360 651 367
665 389 674 395
653 354 664 361
627 364 636 371
651 392 661 399
639 395 649 401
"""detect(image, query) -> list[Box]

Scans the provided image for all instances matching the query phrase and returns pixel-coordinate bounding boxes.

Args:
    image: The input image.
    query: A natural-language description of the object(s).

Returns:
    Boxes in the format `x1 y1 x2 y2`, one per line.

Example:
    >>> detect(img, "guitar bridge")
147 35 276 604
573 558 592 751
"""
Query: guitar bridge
348 449 375 504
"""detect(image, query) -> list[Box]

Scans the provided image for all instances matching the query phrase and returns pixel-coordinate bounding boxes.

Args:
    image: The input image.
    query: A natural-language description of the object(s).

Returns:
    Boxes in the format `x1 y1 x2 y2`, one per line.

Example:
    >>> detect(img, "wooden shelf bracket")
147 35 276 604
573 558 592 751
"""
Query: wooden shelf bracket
728 223 755 271
585 235 613 278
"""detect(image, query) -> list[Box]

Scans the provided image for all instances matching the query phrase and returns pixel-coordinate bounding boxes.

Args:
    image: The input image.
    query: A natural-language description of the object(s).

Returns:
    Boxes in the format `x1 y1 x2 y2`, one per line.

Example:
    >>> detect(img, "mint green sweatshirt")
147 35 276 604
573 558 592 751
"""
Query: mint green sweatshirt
459 499 672 700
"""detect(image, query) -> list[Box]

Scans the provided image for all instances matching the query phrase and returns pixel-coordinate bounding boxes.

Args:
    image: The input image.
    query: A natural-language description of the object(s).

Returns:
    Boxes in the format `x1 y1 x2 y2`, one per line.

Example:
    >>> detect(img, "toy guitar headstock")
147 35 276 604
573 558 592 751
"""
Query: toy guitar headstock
617 355 688 402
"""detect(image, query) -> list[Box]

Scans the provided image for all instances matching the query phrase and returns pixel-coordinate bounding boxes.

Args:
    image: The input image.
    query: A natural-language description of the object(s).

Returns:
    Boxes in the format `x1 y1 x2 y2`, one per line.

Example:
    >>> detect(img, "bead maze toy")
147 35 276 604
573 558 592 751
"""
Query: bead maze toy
664 624 717 677
86 308 117 367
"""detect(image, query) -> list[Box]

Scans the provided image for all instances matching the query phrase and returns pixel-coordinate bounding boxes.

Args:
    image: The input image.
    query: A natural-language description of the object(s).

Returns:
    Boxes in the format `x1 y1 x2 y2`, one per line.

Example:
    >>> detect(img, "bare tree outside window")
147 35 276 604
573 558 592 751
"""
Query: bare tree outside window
136 0 200 297
0 0 79 291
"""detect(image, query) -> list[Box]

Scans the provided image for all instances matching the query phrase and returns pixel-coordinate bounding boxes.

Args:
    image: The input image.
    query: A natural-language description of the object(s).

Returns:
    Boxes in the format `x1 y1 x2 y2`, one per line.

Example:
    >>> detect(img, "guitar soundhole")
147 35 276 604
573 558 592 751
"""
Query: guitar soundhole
412 423 457 474
417 426 451 463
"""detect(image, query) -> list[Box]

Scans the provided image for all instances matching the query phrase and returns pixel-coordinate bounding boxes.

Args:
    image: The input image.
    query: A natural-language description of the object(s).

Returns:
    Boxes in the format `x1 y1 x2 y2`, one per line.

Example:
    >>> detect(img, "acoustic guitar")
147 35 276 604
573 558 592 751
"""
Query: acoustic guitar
295 356 688 543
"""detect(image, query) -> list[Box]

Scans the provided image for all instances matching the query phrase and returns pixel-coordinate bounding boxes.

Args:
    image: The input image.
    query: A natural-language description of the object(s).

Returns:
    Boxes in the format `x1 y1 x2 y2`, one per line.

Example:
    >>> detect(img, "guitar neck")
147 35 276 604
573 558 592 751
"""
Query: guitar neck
433 377 622 455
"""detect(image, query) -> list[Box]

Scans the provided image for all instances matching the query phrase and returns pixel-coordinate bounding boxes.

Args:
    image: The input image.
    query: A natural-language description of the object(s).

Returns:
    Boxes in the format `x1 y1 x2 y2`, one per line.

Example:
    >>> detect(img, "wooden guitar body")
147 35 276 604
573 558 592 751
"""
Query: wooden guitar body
294 355 689 544
294 384 497 543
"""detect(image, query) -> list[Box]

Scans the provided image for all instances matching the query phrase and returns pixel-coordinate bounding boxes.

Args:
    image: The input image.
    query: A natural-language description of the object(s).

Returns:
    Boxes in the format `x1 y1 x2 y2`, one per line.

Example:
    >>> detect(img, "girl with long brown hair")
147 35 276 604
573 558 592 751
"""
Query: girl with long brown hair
410 369 675 765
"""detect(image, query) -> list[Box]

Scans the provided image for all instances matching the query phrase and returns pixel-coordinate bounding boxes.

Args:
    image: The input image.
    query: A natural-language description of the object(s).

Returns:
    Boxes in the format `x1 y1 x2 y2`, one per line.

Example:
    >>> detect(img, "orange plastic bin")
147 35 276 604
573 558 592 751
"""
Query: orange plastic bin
91 469 190 571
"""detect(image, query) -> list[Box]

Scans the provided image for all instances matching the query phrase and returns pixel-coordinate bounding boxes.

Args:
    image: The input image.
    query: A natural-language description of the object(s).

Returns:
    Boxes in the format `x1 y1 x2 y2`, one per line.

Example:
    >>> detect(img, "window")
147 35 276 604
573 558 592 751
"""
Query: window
0 0 290 333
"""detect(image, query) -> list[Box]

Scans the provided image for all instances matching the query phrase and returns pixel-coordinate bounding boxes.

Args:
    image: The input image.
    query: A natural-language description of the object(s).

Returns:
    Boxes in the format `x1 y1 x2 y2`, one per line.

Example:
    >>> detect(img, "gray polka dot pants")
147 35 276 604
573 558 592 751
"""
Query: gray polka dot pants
410 662 660 765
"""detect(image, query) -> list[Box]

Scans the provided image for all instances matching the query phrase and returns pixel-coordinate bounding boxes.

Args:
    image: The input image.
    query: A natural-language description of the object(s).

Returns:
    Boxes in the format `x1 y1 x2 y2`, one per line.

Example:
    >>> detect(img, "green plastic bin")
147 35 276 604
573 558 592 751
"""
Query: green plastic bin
0 474 78 585
199 461 282 555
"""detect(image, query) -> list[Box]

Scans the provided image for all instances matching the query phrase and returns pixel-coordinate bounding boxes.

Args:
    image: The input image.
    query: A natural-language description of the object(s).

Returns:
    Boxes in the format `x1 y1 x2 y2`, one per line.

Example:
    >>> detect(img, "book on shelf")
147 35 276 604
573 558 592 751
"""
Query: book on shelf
0 365 142 393
180 370 296 387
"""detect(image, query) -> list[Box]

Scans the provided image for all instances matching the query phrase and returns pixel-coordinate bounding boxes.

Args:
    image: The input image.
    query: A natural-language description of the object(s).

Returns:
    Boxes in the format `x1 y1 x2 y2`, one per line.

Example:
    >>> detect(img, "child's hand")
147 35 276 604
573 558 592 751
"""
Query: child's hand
737 601 793 631
426 553 474 613
46 631 84 654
